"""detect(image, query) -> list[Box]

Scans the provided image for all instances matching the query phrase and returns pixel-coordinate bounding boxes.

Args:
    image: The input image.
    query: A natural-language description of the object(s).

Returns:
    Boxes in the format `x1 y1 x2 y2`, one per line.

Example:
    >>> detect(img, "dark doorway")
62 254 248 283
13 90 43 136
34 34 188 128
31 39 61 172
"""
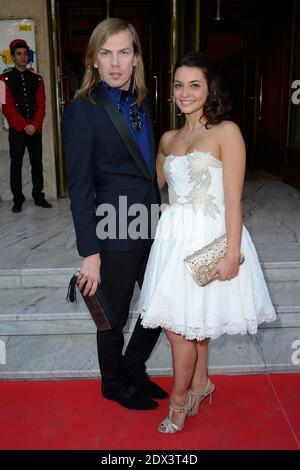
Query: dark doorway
200 0 297 186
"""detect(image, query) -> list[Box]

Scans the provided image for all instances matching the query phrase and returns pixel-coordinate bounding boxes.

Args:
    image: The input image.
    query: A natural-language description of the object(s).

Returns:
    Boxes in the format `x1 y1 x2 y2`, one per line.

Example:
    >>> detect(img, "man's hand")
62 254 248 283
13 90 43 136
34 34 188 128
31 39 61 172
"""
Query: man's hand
24 124 36 135
77 253 101 297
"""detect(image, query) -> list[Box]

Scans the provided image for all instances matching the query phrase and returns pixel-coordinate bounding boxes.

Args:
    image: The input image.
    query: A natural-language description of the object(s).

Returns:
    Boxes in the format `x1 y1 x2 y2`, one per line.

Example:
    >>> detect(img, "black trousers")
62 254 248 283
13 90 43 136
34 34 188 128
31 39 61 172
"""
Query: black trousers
8 128 44 204
97 248 161 391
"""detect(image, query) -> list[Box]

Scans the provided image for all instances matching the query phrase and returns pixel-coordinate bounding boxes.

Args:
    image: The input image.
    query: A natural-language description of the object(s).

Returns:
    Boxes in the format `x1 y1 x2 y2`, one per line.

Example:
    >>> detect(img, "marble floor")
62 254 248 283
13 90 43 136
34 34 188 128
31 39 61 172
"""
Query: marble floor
0 180 300 378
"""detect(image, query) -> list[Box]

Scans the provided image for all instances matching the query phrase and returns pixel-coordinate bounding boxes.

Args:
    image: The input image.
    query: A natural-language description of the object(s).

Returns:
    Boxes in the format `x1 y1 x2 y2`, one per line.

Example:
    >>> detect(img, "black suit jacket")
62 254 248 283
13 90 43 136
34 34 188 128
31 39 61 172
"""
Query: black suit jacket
63 85 161 258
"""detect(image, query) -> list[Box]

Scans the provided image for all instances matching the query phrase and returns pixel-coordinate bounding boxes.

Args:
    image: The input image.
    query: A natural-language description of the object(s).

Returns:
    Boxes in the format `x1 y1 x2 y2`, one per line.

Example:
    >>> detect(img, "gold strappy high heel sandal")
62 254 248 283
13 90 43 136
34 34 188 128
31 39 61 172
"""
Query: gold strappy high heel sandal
158 390 195 434
188 378 215 416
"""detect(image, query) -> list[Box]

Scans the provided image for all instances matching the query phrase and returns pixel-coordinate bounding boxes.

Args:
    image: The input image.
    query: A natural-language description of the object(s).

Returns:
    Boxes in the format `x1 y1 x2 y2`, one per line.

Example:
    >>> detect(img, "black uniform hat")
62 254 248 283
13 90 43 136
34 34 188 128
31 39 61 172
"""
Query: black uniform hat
9 39 29 55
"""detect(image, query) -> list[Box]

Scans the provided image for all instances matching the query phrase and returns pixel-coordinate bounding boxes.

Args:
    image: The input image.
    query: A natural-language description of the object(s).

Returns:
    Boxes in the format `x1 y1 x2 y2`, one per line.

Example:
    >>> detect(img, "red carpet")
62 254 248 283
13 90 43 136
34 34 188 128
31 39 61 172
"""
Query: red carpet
0 374 299 450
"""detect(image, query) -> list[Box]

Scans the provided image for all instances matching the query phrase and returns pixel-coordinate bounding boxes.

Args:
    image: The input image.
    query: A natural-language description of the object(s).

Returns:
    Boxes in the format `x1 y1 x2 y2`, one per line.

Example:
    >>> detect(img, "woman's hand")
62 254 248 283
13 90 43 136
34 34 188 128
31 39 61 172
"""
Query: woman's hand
77 253 101 297
207 253 240 283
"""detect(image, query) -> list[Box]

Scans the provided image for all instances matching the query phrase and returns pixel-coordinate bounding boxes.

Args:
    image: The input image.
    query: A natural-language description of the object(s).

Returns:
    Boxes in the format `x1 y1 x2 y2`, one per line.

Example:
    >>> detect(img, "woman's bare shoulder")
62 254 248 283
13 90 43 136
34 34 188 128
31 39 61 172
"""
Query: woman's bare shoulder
217 120 242 135
160 129 178 143
159 130 178 154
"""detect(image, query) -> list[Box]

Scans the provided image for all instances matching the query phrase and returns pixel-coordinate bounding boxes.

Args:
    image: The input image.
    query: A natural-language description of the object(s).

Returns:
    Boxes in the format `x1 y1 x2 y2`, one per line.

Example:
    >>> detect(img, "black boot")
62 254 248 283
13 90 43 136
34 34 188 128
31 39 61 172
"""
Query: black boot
122 357 168 400
12 195 25 213
102 383 158 410
34 198 52 208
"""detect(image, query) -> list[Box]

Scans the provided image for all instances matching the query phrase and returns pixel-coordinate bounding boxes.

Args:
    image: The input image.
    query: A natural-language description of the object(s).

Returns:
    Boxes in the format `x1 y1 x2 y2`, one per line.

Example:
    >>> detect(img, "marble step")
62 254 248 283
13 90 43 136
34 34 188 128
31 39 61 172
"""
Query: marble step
1 324 300 380
0 306 299 336
0 282 299 336
1 243 300 288
0 285 138 336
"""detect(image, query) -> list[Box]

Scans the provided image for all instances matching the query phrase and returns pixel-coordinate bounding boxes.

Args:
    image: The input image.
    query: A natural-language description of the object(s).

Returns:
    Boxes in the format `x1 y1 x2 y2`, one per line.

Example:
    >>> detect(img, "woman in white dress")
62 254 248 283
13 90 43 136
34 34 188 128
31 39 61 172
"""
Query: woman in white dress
138 52 276 433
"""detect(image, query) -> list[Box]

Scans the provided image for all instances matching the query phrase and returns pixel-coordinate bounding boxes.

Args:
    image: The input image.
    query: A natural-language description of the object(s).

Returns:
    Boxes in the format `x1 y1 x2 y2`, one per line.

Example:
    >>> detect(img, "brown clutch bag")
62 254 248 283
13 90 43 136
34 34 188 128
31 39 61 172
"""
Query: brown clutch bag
66 272 118 331
184 234 245 286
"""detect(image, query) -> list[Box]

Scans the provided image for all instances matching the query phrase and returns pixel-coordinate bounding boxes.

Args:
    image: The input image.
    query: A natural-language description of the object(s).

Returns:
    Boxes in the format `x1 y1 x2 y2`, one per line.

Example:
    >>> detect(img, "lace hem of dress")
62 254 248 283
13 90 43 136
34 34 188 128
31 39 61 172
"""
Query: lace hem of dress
140 312 276 341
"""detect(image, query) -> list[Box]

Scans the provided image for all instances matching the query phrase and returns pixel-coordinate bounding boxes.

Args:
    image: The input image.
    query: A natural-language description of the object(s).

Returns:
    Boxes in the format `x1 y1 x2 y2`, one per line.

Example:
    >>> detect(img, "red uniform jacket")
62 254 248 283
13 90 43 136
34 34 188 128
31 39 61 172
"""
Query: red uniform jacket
0 67 45 132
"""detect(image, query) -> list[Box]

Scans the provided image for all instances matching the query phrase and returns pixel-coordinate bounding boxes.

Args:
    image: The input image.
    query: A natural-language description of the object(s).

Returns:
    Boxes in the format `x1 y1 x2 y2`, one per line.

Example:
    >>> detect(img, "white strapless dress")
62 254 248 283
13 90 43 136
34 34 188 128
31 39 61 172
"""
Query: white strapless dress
139 150 276 340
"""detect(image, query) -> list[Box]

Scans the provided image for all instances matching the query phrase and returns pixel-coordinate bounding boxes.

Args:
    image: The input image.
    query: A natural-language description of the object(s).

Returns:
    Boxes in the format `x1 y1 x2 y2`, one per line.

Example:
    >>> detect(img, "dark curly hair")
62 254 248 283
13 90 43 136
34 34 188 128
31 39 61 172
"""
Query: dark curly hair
173 51 232 127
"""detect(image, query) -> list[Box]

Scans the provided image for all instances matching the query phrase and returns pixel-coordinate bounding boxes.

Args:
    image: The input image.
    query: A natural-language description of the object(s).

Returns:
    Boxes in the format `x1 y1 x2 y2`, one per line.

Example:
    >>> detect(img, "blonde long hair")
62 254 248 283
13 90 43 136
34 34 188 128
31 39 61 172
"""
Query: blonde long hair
74 18 147 106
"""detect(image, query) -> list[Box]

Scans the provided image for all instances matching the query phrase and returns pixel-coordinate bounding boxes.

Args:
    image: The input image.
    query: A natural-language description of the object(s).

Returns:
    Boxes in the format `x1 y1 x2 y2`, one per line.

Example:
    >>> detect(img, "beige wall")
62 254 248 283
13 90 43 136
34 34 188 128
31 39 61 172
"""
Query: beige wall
0 0 57 201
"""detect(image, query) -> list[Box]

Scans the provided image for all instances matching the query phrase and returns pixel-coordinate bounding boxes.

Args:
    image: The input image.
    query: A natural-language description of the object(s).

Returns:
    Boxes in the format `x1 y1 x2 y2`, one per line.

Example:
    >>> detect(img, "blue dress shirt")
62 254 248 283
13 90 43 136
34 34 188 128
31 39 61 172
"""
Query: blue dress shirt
101 80 152 172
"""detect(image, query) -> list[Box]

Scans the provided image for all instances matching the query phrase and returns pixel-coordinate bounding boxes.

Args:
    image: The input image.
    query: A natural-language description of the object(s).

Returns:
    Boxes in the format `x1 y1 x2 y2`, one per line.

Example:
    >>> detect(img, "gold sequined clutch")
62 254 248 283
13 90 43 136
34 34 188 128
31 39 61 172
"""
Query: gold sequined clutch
184 234 245 286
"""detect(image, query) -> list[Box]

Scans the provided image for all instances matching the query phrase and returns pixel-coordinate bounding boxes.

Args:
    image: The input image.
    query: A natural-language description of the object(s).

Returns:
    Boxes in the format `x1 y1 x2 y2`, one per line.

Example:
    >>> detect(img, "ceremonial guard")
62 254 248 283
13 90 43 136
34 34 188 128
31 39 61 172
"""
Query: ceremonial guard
0 39 52 212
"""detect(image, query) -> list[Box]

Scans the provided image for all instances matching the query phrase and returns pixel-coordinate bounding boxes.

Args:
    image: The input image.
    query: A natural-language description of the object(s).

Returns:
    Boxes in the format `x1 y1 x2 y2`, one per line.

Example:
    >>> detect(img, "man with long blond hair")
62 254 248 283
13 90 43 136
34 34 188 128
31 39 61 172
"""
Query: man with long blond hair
63 18 167 410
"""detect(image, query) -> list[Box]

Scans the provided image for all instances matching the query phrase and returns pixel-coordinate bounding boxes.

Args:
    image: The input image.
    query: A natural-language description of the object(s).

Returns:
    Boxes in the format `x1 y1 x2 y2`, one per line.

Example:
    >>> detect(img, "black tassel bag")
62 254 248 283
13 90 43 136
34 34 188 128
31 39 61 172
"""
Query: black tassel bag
66 272 118 331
